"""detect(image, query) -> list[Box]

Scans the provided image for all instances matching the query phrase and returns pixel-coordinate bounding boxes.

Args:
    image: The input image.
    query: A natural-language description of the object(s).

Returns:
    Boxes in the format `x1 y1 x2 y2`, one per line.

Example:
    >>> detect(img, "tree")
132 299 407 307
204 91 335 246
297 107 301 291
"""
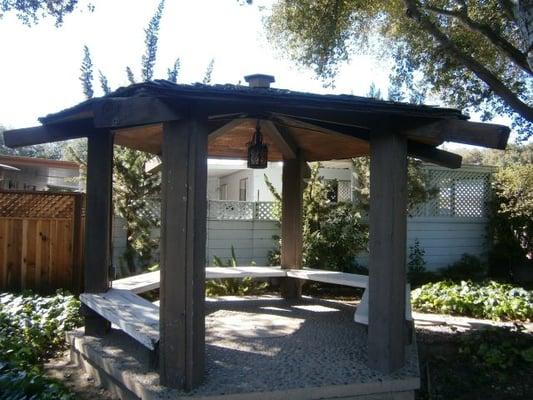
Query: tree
141 0 165 82
98 70 111 95
166 58 180 83
265 1 533 140
0 0 89 26
202 58 215 84
79 45 93 99
74 0 173 274
456 142 533 166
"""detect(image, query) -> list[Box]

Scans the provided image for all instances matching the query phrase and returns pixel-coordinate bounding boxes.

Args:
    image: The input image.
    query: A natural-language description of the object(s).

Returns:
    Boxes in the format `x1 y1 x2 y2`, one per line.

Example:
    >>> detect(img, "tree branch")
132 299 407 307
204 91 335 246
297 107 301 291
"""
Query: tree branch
423 4 532 75
403 0 533 123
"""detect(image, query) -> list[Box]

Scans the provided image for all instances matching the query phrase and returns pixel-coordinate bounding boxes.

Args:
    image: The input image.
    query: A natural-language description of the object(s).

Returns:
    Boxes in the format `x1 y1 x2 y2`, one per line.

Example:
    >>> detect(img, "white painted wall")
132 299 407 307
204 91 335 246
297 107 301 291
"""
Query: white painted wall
253 163 283 201
206 219 279 266
207 176 219 200
219 169 254 201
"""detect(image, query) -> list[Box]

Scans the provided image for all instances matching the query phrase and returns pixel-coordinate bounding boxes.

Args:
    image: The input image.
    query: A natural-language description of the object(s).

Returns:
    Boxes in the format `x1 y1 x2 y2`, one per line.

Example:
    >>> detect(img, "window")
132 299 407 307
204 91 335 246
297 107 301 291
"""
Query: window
219 184 228 200
239 178 248 201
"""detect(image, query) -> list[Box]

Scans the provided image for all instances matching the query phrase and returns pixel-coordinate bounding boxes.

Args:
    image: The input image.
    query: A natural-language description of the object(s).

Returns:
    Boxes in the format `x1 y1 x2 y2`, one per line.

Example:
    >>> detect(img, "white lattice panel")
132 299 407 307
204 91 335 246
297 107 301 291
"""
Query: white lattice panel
337 180 352 202
208 200 254 220
414 168 492 218
254 202 277 220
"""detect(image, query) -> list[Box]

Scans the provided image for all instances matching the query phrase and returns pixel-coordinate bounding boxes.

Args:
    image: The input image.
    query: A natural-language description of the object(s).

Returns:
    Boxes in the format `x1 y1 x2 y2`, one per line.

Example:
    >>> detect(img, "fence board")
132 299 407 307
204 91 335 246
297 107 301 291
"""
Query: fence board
0 191 84 293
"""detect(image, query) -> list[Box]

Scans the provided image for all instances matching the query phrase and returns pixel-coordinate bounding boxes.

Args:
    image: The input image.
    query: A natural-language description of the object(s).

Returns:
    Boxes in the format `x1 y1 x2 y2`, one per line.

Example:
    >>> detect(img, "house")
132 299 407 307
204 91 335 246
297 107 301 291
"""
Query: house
207 159 351 202
0 155 80 191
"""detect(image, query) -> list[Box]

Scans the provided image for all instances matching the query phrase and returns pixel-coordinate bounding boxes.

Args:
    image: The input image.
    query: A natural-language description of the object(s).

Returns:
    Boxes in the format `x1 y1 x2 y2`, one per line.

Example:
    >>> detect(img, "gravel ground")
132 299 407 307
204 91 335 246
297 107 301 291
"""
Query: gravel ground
44 296 530 399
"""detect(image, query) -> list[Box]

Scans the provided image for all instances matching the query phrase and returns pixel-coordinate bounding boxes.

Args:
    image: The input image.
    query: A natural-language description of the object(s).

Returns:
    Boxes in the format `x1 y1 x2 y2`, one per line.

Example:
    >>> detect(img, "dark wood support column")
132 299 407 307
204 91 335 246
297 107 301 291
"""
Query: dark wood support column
159 112 207 390
280 155 307 299
84 130 114 336
368 131 408 373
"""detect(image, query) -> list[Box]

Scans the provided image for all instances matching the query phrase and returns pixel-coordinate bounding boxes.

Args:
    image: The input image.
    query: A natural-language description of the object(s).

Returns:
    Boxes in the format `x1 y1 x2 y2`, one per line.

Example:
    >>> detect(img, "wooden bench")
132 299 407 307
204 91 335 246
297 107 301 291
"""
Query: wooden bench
112 266 286 294
80 289 159 350
83 266 410 350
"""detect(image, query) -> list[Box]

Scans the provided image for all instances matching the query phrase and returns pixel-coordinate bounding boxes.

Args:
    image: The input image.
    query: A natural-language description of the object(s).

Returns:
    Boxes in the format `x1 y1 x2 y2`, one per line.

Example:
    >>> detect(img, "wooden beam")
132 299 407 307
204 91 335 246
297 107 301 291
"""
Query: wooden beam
84 130 113 336
407 142 462 169
281 116 462 168
208 118 246 142
3 119 94 148
93 97 181 129
368 131 408 373
280 154 306 299
159 112 207 390
261 120 298 160
404 119 510 150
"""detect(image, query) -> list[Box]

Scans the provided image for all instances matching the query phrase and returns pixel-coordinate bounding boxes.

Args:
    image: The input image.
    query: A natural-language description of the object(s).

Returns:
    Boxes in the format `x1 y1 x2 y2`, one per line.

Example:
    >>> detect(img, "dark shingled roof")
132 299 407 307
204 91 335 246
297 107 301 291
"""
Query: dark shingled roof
40 80 466 124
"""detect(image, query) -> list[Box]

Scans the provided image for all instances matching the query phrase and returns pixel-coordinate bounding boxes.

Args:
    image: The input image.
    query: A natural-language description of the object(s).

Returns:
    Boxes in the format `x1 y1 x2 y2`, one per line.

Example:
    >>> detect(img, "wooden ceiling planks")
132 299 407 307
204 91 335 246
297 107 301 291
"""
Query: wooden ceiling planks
112 116 372 162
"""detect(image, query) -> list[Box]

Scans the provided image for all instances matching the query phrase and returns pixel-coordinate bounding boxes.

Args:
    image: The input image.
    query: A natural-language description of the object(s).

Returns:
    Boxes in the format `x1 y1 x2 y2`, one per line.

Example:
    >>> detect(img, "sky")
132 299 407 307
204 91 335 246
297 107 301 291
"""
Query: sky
0 0 392 129
0 0 518 148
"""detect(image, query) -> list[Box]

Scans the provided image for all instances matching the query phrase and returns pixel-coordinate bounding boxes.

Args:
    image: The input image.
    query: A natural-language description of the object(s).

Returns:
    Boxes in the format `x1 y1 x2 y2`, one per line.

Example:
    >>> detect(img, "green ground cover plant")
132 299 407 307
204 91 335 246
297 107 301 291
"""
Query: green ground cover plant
0 291 82 399
412 281 533 321
418 326 533 400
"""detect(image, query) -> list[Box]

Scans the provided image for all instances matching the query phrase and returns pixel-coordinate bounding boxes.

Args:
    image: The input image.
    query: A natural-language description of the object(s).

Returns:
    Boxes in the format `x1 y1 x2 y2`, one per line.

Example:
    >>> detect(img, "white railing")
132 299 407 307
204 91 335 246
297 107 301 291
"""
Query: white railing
208 200 277 221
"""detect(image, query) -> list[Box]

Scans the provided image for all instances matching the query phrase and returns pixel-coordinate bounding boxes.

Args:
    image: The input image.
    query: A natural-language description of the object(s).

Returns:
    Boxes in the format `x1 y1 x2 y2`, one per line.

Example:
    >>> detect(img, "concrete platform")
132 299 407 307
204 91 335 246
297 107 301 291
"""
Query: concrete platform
68 296 419 400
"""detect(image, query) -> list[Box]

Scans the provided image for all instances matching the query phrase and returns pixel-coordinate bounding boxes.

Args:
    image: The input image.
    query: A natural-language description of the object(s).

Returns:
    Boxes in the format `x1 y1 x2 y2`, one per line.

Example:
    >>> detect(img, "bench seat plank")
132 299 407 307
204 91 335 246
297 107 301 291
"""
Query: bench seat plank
286 268 369 288
207 266 286 279
112 266 287 293
80 289 159 350
112 271 160 294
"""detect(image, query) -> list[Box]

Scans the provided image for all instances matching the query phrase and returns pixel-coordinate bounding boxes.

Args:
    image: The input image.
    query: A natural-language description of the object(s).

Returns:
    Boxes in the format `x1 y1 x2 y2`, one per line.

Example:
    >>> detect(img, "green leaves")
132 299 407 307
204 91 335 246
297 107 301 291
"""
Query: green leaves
266 0 533 139
0 291 82 399
412 280 533 321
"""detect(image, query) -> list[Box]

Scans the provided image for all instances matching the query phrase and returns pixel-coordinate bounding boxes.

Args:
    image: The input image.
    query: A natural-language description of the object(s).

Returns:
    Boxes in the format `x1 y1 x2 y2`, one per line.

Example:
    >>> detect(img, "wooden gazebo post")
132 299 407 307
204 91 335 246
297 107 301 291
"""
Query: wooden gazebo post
83 130 114 335
159 111 208 389
280 154 306 299
367 131 408 372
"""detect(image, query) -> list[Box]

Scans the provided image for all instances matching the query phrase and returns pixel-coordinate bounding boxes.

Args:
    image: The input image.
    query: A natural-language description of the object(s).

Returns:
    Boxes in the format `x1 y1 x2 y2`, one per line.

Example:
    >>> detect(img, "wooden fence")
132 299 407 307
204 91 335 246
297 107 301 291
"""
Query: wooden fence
0 190 84 293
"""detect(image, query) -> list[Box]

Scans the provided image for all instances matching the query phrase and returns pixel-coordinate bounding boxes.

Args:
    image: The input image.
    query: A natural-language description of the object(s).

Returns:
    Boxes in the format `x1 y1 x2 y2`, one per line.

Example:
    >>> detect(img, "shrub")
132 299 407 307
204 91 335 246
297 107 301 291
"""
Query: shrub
411 281 533 321
407 239 439 287
304 202 367 272
265 163 368 272
439 254 487 282
489 163 533 280
0 291 81 399
206 247 269 296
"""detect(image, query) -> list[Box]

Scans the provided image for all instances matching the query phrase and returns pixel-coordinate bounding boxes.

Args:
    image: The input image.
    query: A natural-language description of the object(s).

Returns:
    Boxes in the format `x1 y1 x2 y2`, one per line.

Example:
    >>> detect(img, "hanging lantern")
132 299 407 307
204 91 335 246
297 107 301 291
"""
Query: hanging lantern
247 120 268 169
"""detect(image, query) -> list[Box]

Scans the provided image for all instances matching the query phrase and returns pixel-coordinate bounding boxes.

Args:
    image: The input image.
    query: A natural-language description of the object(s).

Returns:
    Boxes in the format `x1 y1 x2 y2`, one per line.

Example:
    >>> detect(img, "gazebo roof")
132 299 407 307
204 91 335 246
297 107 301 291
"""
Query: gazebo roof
4 80 510 168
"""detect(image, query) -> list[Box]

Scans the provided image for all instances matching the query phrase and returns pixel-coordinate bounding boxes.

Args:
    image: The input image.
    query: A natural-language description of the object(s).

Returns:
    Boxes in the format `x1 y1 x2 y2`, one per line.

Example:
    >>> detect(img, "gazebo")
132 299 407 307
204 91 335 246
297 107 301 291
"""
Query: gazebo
3 75 509 394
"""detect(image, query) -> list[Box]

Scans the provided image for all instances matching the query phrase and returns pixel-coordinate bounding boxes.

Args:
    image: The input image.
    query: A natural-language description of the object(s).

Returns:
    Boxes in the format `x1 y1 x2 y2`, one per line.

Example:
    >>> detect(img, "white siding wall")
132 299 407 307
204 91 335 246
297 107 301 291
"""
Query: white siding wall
219 170 254 201
253 164 283 201
207 176 220 200
355 217 488 271
206 220 279 266
112 215 487 272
